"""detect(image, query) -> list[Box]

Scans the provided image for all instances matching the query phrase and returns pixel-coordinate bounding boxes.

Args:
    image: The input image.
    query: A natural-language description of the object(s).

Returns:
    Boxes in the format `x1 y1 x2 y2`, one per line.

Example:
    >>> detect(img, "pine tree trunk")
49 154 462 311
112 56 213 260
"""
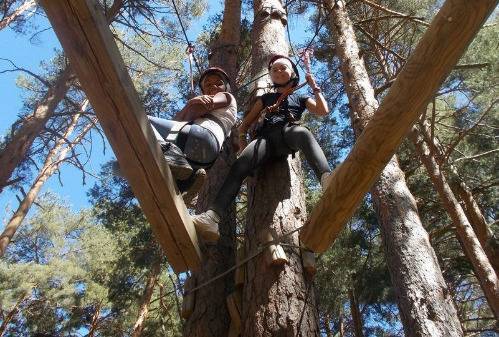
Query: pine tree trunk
338 314 345 337
326 1 463 335
241 1 319 336
0 109 93 256
0 66 73 193
0 0 36 31
209 0 241 84
131 258 161 337
348 289 364 337
410 127 499 319
0 291 29 336
87 302 102 337
419 121 498 271
183 1 241 336
0 0 123 194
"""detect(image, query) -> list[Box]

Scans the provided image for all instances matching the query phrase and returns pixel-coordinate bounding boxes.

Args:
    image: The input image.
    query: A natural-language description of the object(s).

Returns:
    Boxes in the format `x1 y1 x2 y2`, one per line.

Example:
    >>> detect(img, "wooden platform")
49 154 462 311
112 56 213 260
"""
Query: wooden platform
40 0 202 272
300 0 497 252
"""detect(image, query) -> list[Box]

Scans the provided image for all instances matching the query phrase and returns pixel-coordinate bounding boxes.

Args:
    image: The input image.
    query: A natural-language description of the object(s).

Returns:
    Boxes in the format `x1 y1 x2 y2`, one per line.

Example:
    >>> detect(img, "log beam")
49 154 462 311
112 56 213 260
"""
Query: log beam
300 0 498 252
39 0 201 271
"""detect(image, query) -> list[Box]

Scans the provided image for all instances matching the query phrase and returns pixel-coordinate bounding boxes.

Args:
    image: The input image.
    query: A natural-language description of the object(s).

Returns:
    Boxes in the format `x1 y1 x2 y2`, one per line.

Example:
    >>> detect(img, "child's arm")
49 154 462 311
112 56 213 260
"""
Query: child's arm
237 98 264 152
174 92 231 121
238 98 263 135
304 74 329 116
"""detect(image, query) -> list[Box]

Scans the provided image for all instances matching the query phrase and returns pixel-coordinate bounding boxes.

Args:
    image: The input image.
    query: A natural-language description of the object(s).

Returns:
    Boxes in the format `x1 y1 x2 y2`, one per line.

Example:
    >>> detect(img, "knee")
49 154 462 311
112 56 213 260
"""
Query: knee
289 126 314 145
230 158 252 178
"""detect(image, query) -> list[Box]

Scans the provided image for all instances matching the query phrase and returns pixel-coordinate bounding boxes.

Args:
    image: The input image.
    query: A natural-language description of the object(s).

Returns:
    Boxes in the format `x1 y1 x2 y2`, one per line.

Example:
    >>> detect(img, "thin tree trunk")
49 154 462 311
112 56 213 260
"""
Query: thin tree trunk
183 1 241 336
87 302 102 337
0 104 93 256
131 258 162 337
338 314 345 337
348 289 364 337
0 291 29 336
241 1 319 336
0 0 36 31
324 314 333 337
0 66 73 193
410 127 499 319
326 1 463 335
0 0 123 194
419 121 498 271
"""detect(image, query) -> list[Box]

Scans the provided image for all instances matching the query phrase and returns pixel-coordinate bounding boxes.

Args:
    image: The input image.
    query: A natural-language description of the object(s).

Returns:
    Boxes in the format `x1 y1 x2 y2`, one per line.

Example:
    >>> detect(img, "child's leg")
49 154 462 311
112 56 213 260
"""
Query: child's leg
148 116 177 144
282 125 331 180
210 137 271 216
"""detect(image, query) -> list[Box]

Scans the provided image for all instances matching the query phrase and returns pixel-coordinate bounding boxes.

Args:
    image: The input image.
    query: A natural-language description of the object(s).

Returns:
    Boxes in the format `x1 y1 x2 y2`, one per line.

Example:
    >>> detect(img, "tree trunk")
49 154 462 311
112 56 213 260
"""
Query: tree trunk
326 1 463 335
419 121 498 271
0 0 123 194
131 258 161 337
348 289 364 337
87 302 102 337
410 127 498 319
0 107 93 256
209 0 241 85
0 66 73 193
338 314 345 337
240 1 319 336
183 0 241 336
0 0 36 31
0 291 29 336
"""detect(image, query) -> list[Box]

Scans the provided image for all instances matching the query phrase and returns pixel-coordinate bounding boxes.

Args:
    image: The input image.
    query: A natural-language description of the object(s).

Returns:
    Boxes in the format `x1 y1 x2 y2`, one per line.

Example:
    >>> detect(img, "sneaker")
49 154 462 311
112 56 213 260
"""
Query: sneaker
161 142 193 180
192 210 220 243
321 171 332 191
182 169 207 206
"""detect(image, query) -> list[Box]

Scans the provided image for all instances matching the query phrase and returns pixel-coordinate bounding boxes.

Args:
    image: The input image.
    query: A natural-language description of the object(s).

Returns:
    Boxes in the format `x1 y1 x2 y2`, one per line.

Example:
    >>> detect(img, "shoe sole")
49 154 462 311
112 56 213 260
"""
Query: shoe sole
168 164 193 180
199 229 220 243
182 169 207 205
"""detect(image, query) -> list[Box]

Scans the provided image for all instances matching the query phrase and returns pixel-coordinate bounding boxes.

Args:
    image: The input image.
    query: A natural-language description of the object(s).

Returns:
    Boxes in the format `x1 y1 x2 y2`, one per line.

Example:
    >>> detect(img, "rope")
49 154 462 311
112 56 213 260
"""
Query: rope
184 224 305 295
171 0 202 74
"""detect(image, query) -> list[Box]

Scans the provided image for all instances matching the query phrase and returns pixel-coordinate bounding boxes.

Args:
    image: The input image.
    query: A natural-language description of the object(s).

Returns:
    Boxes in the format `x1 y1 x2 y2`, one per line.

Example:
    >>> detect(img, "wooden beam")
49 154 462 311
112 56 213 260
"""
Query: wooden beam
40 0 201 272
300 0 498 252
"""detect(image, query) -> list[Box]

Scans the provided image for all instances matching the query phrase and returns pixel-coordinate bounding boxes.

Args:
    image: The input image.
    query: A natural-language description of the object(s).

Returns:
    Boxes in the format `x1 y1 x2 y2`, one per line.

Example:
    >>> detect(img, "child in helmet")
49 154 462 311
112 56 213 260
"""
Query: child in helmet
147 67 237 201
192 55 331 242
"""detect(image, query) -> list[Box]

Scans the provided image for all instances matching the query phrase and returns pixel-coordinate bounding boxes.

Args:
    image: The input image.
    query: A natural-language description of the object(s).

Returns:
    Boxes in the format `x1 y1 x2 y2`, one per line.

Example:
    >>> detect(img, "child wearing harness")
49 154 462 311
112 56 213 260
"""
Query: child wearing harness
147 67 237 201
192 55 332 242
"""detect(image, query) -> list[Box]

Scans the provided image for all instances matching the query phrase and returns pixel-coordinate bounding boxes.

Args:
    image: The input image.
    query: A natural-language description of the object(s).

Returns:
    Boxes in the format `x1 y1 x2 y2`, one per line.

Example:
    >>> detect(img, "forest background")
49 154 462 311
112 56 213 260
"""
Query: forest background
0 0 497 336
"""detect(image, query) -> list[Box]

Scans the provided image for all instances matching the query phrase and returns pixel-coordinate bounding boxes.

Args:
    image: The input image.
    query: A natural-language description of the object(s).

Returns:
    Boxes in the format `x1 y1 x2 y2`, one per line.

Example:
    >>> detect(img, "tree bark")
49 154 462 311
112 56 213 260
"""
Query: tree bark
240 1 319 336
0 66 73 193
0 106 93 257
209 0 241 85
348 289 364 337
419 121 498 272
326 1 463 335
183 0 241 336
0 0 123 194
0 0 36 31
131 258 161 337
87 302 102 337
0 291 29 336
410 127 499 319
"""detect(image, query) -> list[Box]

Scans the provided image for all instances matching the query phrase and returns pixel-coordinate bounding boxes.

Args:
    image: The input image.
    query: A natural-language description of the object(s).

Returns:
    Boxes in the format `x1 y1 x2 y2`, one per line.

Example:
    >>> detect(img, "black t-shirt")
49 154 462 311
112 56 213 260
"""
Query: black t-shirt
260 92 309 128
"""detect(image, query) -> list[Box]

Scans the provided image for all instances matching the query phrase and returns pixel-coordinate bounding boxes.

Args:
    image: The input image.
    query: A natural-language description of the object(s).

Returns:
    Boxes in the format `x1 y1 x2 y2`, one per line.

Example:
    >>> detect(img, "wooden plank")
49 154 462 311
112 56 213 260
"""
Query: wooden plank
40 0 201 272
300 0 498 252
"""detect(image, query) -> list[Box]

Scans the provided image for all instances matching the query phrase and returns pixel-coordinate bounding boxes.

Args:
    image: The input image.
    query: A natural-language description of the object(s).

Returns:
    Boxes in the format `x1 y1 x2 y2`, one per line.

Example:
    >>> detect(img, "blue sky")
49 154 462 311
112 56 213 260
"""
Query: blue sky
0 1 316 223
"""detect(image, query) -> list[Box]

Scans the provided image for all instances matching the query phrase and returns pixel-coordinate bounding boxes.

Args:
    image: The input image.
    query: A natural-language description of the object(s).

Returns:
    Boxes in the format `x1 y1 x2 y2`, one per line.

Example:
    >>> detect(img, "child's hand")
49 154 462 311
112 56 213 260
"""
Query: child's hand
188 95 214 110
305 73 319 91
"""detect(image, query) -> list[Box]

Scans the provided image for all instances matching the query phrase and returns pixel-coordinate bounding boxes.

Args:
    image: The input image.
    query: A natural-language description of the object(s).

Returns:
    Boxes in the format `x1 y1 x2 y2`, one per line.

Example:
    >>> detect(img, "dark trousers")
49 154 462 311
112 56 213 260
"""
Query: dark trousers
210 123 330 216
